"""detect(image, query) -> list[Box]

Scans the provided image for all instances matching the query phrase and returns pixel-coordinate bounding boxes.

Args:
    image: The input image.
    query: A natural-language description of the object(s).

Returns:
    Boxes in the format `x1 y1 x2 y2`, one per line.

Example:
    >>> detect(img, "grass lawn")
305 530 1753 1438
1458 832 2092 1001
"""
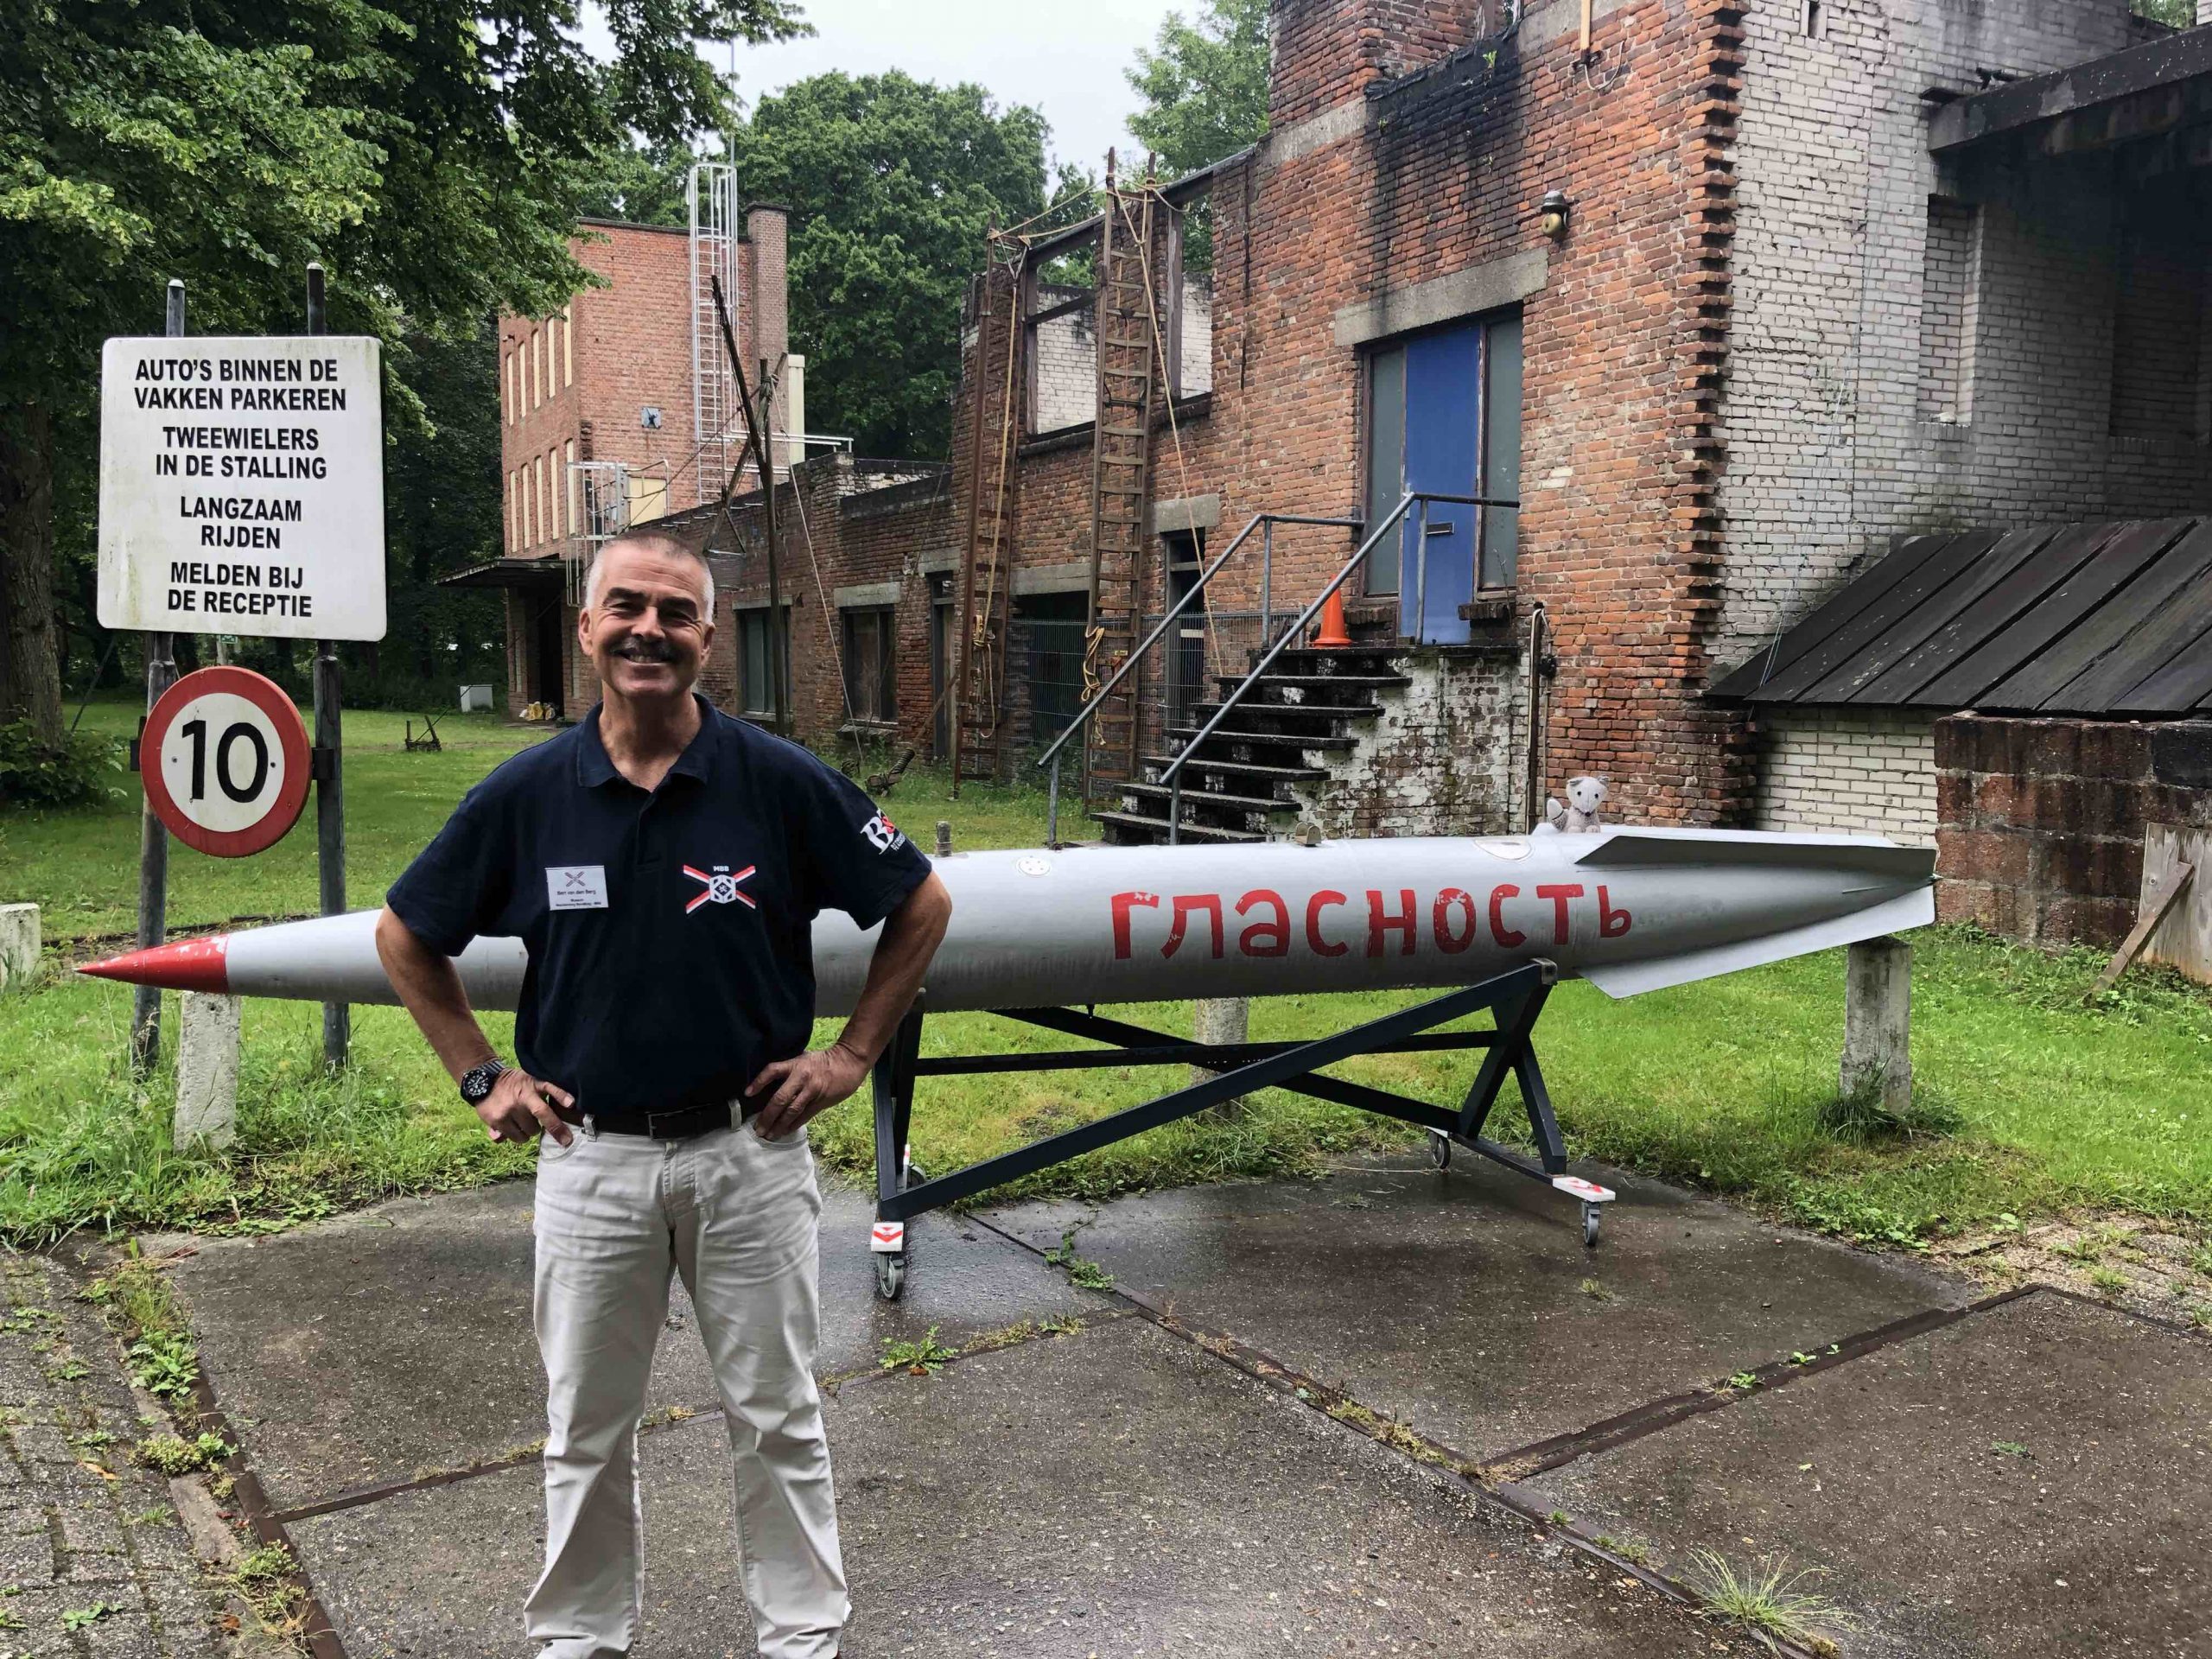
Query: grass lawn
3 702 2207 1250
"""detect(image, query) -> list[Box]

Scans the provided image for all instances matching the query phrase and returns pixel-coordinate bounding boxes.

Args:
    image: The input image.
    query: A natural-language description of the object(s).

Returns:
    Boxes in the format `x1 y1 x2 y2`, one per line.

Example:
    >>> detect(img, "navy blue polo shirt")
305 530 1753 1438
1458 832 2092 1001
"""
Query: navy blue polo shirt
386 696 932 1122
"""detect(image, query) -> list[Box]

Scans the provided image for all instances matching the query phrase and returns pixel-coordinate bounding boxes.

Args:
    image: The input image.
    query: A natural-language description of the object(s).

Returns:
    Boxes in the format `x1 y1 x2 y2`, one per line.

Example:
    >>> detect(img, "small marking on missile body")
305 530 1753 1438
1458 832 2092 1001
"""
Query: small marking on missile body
1016 855 1051 877
1481 839 1532 861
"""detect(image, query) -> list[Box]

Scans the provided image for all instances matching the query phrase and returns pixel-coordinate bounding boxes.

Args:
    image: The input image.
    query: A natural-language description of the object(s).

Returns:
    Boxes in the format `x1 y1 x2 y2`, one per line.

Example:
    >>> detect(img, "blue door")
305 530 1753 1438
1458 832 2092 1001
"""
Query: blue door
1363 313 1522 644
1401 325 1483 643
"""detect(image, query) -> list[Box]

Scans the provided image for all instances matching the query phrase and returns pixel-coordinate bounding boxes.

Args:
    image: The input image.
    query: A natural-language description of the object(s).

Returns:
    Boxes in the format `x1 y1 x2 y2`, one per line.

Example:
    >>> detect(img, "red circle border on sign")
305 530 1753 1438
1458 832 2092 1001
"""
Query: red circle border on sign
141 666 312 858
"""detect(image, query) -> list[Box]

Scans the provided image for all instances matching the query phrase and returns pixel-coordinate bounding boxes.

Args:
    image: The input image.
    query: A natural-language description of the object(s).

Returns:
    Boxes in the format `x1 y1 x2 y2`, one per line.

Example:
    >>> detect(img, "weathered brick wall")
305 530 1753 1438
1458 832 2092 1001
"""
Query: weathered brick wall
1290 650 1529 837
1934 712 2212 948
950 0 1754 827
1717 0 2206 667
1753 708 1937 843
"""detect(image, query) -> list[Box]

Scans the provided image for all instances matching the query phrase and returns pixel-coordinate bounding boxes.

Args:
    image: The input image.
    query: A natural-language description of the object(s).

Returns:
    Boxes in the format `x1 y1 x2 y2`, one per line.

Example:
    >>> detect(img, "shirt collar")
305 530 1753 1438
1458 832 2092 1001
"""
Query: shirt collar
575 696 719 791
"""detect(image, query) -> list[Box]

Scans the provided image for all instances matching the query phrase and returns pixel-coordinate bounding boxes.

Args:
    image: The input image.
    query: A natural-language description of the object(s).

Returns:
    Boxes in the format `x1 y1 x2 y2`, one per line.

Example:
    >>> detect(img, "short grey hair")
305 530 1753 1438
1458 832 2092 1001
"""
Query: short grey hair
582 531 716 616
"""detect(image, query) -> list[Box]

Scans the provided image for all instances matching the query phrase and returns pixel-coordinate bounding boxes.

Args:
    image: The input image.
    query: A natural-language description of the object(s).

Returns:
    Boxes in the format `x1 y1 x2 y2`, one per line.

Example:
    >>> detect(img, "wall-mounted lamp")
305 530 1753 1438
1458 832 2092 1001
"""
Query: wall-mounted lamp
1538 189 1573 242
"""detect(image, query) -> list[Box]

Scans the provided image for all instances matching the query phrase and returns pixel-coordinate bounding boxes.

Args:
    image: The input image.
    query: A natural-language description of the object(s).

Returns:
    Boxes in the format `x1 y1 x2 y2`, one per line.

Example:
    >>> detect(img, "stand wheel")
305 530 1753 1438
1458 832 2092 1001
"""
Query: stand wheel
1581 1203 1602 1249
874 1250 906 1301
1428 1130 1452 1170
903 1160 928 1187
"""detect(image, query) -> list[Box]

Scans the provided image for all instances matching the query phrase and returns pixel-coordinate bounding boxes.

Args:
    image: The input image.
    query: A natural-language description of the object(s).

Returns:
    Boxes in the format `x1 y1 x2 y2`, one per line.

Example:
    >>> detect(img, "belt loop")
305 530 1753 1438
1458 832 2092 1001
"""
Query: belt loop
581 1113 598 1139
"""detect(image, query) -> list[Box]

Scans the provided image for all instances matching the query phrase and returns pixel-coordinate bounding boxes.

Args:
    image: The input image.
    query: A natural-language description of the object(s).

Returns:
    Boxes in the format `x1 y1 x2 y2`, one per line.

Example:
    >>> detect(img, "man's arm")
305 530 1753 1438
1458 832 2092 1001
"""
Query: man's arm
373 907 575 1146
747 871 953 1139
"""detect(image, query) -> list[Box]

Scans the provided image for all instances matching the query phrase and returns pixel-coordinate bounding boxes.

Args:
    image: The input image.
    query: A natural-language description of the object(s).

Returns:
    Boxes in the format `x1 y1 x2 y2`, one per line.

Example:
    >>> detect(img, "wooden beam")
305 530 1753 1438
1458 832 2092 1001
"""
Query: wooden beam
2086 860 2195 1002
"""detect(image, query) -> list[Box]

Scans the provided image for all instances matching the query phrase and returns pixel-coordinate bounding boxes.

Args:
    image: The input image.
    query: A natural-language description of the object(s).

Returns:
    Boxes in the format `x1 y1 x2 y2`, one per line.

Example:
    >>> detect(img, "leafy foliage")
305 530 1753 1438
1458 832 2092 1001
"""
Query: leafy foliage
1125 0 1273 179
0 0 805 734
728 73 1058 458
0 721 122 807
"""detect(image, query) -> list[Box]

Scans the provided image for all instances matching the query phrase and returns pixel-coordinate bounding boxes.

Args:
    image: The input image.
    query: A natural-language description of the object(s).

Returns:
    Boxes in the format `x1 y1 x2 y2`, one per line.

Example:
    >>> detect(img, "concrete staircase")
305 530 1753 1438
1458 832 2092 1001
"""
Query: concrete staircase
1091 645 1409 844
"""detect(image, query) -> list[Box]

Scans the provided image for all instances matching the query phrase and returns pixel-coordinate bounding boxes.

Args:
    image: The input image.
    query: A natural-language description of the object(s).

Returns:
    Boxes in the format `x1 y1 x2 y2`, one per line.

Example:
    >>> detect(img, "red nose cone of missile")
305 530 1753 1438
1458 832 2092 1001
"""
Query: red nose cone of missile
76 934 232 995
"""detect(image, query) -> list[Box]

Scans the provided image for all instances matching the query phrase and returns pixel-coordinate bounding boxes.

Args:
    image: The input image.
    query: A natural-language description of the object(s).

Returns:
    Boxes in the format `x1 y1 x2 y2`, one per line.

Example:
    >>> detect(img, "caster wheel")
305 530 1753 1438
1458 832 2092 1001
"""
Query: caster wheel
874 1251 906 1301
1582 1204 1602 1249
903 1160 928 1188
1428 1130 1452 1170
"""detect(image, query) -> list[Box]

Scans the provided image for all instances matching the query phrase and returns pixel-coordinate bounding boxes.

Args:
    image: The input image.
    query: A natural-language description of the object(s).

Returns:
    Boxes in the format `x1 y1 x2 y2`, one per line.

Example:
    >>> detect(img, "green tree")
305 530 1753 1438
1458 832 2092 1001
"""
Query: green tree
0 0 804 741
1125 0 1272 180
730 72 1055 459
2132 0 2193 26
574 137 704 229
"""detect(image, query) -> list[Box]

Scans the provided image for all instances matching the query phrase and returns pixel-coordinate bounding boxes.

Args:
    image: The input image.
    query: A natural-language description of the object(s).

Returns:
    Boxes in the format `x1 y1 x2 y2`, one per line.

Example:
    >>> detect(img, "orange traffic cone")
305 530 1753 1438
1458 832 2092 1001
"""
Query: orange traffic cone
1313 585 1352 648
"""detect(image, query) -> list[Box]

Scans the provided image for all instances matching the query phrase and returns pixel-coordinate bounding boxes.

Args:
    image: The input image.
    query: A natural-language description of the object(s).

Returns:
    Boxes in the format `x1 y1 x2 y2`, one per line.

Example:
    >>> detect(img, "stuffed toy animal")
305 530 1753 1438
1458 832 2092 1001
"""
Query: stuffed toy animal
1538 775 1608 834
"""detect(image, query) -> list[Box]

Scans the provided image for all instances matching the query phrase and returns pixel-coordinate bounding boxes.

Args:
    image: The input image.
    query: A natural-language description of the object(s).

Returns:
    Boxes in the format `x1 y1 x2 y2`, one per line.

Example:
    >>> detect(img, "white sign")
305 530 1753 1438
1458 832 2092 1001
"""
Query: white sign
97 335 386 640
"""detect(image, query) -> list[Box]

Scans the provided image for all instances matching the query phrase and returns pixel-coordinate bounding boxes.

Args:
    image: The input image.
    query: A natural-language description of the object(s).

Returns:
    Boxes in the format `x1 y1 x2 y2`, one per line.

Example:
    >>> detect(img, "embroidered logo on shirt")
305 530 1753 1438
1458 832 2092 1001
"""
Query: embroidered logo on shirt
860 812 905 853
682 863 758 914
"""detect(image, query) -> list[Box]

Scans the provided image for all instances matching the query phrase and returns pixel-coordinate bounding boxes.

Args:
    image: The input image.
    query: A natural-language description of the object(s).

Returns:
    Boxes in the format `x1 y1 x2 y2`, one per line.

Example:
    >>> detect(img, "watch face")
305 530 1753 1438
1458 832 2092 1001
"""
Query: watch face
461 1064 503 1104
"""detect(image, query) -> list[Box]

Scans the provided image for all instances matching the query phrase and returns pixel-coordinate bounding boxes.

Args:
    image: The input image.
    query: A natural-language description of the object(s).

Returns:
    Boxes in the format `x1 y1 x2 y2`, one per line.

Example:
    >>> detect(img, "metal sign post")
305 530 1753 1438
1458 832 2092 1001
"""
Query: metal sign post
131 279 186 1075
306 263 348 1070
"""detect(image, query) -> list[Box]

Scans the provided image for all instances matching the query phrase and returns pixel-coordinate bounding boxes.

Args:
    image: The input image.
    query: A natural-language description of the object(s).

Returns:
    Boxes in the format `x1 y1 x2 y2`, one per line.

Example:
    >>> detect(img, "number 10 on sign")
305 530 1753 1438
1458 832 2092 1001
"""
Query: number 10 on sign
140 667 312 857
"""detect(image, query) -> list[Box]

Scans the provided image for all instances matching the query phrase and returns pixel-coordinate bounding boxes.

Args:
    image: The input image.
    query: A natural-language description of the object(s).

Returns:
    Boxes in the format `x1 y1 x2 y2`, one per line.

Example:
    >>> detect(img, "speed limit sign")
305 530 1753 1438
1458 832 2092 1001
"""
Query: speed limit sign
141 667 312 857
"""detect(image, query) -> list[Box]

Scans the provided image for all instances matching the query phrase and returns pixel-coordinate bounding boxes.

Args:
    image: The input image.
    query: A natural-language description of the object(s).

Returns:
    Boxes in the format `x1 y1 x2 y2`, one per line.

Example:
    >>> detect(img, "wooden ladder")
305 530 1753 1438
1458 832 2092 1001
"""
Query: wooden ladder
1083 181 1160 792
954 249 1024 789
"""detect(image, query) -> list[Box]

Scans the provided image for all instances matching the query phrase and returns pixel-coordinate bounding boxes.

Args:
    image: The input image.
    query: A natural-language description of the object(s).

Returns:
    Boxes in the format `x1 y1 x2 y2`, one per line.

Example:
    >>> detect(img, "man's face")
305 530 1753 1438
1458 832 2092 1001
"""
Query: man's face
578 542 715 709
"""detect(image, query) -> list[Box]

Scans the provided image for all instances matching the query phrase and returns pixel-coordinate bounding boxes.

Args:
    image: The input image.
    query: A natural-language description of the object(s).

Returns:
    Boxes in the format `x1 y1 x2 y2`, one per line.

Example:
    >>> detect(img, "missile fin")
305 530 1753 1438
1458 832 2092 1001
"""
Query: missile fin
1573 829 1935 883
1580 886 1935 999
76 934 232 994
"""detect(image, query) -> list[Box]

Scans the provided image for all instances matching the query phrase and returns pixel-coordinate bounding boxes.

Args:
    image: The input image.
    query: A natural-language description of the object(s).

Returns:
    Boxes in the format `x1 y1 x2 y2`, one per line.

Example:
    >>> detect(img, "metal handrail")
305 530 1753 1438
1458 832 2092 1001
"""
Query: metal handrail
1037 510 1360 843
1159 490 1516 844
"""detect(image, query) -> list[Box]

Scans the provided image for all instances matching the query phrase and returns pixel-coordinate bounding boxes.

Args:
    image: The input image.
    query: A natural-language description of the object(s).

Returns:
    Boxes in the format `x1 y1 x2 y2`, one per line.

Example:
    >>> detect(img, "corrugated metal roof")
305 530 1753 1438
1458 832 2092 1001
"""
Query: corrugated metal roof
1709 518 2212 716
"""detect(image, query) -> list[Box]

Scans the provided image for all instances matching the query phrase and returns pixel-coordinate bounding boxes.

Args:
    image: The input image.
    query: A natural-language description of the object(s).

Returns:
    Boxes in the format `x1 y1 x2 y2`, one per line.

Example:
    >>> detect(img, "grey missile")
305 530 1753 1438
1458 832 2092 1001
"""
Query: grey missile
79 828 1934 1011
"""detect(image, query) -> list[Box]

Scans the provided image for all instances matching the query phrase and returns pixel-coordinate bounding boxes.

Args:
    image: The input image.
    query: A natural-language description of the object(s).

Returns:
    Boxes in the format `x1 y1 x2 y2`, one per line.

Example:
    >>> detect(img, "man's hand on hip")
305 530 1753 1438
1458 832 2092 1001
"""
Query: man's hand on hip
481 1069 576 1146
746 1042 870 1140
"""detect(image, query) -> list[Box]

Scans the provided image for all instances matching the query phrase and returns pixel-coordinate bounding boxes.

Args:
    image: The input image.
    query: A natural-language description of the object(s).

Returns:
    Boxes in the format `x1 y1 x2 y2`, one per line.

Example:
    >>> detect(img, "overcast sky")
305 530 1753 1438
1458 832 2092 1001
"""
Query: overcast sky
590 0 1188 175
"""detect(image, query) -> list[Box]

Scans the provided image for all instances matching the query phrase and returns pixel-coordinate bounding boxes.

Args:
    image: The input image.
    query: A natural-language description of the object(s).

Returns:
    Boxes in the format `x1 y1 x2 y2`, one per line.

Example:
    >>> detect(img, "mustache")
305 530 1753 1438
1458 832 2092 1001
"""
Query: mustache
611 639 678 663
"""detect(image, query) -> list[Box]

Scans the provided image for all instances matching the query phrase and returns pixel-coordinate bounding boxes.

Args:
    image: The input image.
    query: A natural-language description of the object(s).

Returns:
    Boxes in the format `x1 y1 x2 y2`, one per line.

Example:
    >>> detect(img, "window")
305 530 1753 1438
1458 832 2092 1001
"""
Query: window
1166 188 1214 399
545 448 559 539
739 606 789 719
1363 309 1522 632
524 459 537 546
505 351 518 425
563 305 575 386
505 468 518 551
564 441 578 537
531 327 543 409
1026 270 1097 435
842 607 897 725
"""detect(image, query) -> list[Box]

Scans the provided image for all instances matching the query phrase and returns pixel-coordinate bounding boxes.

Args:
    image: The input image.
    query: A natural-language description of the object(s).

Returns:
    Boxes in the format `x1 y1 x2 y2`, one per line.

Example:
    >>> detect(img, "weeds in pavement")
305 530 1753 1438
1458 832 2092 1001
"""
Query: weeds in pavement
1683 1548 1854 1655
879 1328 957 1376
133 1432 232 1477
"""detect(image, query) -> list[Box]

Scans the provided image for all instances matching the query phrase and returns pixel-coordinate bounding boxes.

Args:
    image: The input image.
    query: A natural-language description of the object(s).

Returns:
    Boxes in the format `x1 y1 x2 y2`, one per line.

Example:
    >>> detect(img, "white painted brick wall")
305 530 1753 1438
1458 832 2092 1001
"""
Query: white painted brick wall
1717 0 2209 670
1753 708 1937 843
1291 651 1528 837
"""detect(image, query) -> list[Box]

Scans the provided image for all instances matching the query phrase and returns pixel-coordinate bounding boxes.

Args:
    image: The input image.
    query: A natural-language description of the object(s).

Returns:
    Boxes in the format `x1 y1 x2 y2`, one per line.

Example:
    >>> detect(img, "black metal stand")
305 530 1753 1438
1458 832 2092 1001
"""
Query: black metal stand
865 960 1613 1300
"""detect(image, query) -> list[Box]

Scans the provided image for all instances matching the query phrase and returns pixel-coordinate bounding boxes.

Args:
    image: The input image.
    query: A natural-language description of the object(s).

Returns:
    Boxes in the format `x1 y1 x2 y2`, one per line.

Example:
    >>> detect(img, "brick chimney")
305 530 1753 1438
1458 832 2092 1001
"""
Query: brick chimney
742 202 793 463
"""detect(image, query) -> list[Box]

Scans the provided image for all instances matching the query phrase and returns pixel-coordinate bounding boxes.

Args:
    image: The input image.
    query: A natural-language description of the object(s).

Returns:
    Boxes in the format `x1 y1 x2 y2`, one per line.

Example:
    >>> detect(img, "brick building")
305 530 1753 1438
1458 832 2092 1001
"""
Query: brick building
448 202 796 715
474 0 2212 925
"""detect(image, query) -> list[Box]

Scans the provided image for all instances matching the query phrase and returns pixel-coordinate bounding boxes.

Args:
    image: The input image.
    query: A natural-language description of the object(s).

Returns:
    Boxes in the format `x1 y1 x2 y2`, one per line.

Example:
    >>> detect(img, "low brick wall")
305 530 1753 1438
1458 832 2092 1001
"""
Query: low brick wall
1934 713 2212 948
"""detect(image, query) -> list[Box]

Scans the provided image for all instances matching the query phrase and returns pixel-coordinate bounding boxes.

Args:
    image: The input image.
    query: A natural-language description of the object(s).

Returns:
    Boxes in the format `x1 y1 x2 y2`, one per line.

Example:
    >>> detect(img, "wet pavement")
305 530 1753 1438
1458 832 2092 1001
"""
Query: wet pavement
143 1151 2212 1656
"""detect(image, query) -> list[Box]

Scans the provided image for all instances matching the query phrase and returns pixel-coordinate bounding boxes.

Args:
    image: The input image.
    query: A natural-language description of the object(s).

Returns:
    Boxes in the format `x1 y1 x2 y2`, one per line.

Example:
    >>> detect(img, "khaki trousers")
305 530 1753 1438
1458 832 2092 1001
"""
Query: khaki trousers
524 1120 846 1659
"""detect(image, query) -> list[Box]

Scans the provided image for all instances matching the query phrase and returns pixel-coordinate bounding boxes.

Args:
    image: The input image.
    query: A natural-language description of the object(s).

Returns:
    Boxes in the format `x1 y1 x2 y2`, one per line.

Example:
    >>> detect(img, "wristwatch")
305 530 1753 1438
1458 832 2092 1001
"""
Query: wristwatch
459 1059 508 1106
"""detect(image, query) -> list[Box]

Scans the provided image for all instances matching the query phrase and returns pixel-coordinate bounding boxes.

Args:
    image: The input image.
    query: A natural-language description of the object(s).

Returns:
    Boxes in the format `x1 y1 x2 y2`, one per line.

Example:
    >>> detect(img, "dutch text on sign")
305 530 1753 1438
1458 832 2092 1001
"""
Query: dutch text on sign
98 337 386 641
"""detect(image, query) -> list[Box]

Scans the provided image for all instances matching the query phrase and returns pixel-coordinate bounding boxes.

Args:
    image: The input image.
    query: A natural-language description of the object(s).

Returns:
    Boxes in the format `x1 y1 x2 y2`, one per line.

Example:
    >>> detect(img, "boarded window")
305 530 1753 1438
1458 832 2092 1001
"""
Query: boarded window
739 607 788 718
842 607 897 724
1168 192 1214 398
1027 277 1097 435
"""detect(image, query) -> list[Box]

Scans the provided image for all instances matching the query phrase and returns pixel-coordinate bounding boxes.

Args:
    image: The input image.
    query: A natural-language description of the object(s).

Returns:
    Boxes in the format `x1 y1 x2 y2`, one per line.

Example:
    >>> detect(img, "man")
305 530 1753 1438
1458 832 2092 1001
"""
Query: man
376 530 951 1659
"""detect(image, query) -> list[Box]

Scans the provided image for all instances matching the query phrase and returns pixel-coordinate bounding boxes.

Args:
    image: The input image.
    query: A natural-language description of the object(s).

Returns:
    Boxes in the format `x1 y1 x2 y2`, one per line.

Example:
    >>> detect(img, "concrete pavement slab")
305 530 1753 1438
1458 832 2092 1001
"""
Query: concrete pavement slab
984 1152 1969 1463
293 1314 1760 1658
156 1174 1101 1514
1523 1292 2212 1657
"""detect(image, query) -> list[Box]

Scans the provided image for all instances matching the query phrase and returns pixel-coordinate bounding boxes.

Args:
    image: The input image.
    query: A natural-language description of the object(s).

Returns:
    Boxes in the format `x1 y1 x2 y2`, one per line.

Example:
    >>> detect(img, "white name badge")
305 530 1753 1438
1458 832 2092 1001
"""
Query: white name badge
546 866 610 910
